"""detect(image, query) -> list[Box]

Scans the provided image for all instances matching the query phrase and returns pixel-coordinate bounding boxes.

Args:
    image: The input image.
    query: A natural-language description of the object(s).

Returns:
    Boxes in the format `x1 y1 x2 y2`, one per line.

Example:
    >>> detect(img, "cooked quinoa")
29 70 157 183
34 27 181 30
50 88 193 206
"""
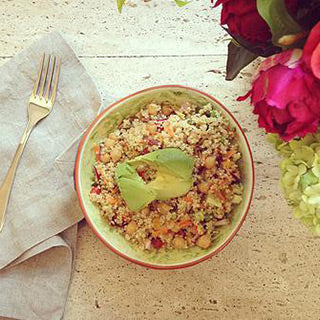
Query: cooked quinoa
89 101 243 251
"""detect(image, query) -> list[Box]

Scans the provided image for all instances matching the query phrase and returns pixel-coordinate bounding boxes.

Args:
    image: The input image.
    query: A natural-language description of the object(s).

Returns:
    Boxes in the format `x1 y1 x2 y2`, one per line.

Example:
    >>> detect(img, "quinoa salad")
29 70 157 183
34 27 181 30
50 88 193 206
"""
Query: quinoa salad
89 101 243 251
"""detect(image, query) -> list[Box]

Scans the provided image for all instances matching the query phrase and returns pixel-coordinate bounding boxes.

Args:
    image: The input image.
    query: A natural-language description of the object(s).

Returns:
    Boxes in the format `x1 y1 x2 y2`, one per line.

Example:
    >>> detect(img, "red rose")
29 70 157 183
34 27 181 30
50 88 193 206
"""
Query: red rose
238 23 320 141
214 0 299 44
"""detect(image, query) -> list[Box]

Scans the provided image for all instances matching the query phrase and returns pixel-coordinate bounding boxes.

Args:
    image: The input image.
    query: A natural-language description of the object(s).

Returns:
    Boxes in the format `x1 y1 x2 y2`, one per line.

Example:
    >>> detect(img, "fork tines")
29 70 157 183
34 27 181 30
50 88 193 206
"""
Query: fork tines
33 53 61 104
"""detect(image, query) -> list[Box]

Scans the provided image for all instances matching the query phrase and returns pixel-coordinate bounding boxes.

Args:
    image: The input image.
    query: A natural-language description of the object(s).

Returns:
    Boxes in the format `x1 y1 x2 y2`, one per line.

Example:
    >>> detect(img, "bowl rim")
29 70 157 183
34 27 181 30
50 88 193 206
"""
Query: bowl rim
75 84 255 270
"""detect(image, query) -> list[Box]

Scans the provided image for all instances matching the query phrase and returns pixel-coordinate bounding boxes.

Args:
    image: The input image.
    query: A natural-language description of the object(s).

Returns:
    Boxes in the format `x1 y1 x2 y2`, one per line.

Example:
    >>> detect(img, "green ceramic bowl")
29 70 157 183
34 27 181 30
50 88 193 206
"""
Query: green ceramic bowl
75 85 255 269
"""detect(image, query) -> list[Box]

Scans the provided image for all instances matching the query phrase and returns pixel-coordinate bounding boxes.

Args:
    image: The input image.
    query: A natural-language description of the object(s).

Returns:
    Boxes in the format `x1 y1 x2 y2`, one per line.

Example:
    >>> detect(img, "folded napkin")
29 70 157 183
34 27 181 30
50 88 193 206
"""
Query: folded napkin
0 32 112 320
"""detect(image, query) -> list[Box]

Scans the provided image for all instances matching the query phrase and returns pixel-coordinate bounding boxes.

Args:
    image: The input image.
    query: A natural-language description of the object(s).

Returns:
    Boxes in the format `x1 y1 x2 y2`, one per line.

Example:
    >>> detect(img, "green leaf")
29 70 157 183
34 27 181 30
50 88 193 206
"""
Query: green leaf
174 0 190 7
257 0 303 48
225 41 258 81
117 0 126 13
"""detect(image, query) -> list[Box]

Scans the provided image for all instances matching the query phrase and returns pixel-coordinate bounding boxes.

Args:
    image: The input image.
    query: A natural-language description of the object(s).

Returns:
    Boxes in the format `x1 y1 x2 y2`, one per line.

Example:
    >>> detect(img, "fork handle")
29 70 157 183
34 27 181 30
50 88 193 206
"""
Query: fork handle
0 119 36 232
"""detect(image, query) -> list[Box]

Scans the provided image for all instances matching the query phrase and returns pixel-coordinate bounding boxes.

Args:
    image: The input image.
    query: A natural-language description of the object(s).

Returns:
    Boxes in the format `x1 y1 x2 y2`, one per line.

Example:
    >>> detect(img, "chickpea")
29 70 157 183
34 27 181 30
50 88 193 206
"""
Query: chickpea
162 232 174 242
105 138 116 148
152 217 162 229
108 133 117 140
204 156 216 169
234 153 241 161
146 123 157 134
141 207 150 215
101 153 110 163
126 221 137 235
162 105 173 116
198 182 210 193
173 237 186 249
197 234 211 249
157 202 172 214
167 221 180 232
148 103 159 116
110 148 122 162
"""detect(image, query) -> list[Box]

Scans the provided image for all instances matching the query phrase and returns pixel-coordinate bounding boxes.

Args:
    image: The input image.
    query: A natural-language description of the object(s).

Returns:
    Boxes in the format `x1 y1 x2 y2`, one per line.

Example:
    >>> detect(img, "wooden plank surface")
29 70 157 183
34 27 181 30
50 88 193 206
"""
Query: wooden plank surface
0 0 319 319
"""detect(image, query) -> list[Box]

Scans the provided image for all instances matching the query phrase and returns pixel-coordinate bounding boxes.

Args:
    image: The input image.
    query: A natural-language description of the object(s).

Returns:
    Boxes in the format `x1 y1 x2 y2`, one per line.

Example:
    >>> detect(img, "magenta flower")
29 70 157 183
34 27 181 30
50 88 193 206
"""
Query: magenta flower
239 22 320 141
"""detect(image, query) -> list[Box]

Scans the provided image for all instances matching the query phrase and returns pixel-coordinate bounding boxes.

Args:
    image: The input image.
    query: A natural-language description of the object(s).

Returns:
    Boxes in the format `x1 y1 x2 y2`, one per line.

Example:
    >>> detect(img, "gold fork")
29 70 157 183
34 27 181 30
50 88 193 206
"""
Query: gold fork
0 54 61 232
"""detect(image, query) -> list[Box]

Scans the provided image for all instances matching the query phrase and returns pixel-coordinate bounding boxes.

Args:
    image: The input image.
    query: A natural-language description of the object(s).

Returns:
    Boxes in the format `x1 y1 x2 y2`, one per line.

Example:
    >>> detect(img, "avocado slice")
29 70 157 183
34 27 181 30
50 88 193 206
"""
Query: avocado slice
115 162 157 211
115 148 194 211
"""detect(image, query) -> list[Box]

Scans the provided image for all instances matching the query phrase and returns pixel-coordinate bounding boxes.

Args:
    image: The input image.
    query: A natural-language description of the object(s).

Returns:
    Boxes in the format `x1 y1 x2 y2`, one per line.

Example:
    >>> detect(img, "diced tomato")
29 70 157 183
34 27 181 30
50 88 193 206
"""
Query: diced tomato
151 237 164 249
90 186 101 195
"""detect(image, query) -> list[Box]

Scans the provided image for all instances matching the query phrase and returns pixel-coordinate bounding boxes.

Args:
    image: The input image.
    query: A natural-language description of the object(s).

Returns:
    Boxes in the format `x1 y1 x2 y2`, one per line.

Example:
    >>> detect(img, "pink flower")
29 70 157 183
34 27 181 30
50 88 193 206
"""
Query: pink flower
239 22 320 141
303 21 320 79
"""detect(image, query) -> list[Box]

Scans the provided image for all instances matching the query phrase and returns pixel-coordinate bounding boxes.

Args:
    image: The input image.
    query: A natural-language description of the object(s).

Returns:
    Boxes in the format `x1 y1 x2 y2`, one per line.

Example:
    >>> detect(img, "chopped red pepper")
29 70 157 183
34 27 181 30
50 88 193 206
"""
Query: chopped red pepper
141 147 149 155
93 166 101 181
90 186 101 195
147 138 159 146
151 237 164 249
137 170 147 181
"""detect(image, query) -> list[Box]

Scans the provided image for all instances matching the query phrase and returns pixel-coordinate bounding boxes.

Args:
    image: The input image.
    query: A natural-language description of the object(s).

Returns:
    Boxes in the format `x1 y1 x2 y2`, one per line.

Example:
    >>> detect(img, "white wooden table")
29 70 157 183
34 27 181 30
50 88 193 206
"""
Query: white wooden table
0 1 319 319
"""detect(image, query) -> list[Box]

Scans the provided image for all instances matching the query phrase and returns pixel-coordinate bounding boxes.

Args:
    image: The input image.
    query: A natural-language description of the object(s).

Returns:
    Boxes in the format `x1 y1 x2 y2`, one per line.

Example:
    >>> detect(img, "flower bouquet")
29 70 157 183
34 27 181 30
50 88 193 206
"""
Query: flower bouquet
214 0 320 234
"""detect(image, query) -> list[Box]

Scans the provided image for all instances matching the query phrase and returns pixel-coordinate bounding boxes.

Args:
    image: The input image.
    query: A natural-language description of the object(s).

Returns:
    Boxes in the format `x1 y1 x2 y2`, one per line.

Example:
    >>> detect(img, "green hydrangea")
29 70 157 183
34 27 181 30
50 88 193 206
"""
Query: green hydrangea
268 132 320 235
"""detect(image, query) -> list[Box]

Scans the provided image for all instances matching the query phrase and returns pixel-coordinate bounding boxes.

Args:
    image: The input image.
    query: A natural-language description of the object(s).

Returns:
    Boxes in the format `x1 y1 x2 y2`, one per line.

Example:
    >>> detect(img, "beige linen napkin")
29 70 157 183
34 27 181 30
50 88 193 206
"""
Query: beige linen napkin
0 32 112 320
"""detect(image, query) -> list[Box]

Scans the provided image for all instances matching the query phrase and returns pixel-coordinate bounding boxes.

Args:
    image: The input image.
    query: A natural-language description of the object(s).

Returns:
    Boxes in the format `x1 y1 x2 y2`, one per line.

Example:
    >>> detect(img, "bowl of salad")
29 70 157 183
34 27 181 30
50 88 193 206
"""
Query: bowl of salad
75 85 255 269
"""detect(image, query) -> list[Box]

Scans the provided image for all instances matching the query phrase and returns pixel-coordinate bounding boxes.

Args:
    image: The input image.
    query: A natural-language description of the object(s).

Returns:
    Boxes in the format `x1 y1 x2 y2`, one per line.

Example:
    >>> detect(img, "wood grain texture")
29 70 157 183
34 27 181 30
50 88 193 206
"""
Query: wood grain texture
0 0 319 319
